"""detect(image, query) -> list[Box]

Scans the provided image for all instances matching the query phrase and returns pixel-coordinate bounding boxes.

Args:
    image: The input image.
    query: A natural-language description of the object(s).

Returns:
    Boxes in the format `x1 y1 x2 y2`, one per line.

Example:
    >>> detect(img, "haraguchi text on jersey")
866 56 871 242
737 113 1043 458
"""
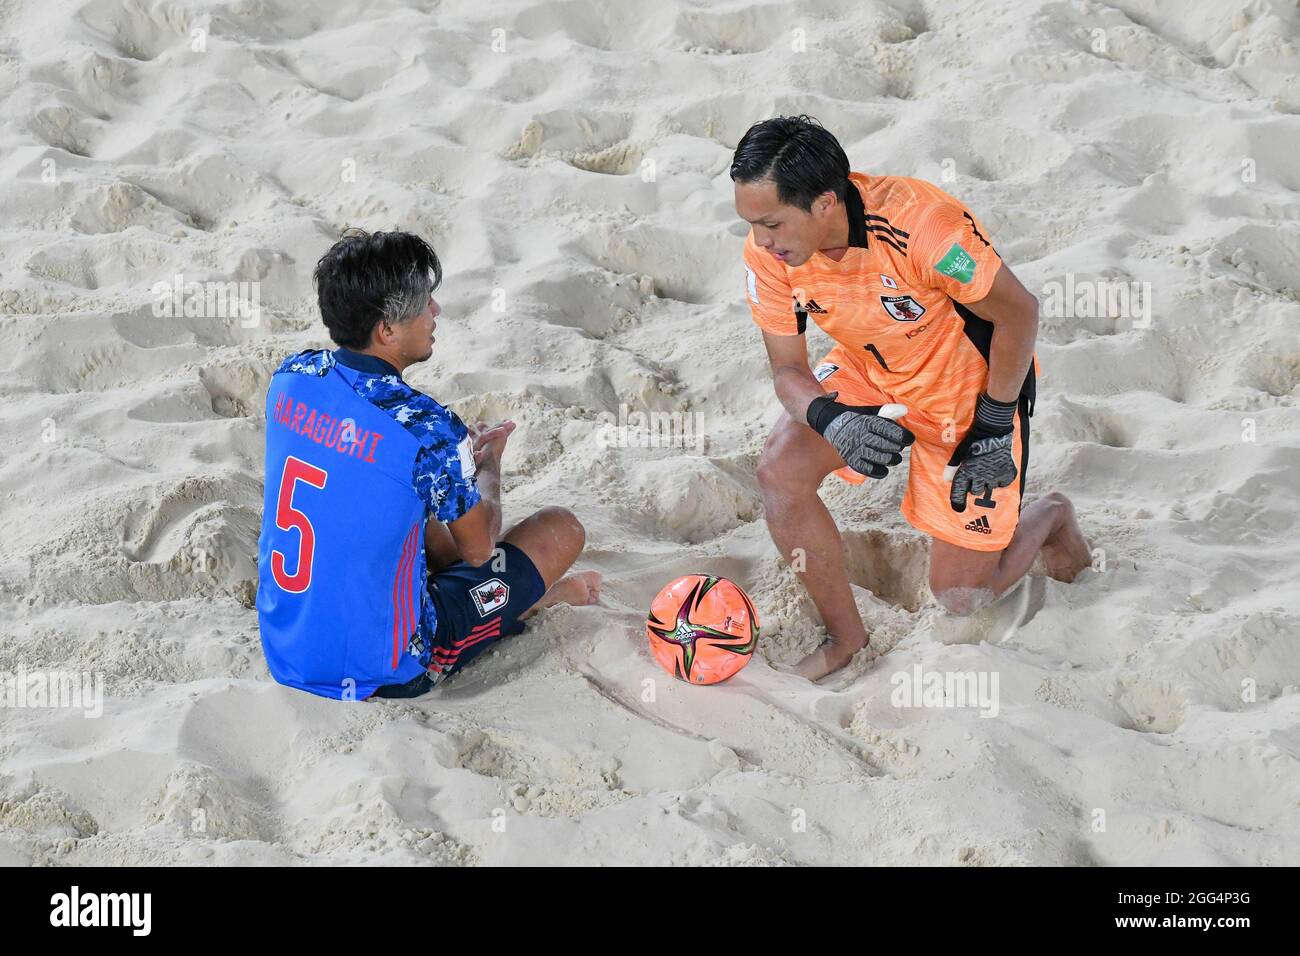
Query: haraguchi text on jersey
270 393 385 463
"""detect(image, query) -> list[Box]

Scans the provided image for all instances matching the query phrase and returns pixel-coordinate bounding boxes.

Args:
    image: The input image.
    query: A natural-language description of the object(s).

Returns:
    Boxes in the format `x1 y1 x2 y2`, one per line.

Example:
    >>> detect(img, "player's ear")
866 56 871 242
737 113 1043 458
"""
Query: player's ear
814 190 836 219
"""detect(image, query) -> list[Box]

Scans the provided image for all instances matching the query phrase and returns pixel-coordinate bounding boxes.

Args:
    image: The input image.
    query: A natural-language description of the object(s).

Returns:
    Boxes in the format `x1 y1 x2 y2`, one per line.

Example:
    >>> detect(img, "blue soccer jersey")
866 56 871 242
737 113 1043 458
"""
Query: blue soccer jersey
256 348 480 700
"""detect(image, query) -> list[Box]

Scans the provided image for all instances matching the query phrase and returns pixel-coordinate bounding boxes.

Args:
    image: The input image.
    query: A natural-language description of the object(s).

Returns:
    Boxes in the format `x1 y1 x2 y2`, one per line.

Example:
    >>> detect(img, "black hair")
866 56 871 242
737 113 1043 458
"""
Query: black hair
729 115 850 211
312 229 442 349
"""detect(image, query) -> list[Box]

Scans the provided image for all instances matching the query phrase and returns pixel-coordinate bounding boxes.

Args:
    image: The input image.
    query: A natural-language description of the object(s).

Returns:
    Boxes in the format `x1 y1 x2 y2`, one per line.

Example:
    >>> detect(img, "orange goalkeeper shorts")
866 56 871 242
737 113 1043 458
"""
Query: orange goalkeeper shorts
813 341 1033 553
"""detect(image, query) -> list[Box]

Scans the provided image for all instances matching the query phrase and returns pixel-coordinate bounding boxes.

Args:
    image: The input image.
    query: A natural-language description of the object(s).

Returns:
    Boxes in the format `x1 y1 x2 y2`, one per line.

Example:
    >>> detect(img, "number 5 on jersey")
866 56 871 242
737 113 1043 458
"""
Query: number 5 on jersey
271 456 328 593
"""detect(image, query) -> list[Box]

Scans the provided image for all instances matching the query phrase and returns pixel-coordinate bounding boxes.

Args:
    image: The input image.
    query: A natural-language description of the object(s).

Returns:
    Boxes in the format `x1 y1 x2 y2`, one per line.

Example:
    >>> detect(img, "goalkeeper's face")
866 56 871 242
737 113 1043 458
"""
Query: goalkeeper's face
734 178 838 269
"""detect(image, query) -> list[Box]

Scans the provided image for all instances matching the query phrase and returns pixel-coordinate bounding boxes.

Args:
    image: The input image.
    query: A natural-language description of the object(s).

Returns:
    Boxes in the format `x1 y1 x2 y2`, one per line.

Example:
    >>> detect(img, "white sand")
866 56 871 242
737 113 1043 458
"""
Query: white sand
1 0 1298 865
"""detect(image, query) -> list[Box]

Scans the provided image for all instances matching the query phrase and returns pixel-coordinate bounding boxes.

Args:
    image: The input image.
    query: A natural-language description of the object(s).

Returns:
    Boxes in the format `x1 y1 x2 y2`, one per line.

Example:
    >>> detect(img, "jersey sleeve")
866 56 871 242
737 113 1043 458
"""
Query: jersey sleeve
903 201 1003 304
411 407 481 523
741 232 799 335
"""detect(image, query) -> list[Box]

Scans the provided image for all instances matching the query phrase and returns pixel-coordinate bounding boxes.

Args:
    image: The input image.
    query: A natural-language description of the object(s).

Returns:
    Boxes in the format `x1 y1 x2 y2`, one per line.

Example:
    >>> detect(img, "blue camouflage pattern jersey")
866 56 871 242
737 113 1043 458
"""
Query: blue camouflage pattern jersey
256 348 481 700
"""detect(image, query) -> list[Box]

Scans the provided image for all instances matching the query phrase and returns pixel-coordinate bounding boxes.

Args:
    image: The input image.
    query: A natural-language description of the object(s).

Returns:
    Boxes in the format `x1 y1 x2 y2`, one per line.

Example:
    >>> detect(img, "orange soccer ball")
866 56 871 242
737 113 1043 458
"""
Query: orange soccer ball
646 574 760 685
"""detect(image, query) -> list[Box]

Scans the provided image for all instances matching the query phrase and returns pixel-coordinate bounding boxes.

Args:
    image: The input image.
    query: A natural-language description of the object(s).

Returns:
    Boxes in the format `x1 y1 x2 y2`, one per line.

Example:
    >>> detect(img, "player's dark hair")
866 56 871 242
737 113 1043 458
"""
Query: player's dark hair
729 115 850 211
313 229 442 349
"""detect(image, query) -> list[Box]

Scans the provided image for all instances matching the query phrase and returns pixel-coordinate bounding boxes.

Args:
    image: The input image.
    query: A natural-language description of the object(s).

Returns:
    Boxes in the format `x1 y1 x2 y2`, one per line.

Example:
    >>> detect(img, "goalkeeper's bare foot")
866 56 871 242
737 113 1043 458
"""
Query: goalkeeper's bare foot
775 637 864 681
1038 494 1090 582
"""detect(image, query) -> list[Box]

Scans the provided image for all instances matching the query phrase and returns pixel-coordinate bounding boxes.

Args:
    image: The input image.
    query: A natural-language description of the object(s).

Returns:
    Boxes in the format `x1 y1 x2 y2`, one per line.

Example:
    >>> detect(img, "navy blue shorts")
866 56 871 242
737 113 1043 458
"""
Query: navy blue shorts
371 541 546 699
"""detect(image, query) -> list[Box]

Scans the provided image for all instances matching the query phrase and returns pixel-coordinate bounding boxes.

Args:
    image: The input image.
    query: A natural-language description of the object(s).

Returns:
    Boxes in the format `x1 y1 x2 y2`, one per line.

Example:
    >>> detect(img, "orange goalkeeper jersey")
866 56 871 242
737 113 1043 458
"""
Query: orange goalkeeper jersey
742 171 1018 394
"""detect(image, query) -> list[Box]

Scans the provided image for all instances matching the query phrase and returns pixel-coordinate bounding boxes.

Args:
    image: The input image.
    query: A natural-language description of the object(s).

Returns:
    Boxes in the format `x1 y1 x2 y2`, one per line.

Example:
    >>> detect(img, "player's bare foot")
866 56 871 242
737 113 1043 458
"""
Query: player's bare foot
547 570 603 608
1038 493 1091 583
520 570 602 620
776 637 864 681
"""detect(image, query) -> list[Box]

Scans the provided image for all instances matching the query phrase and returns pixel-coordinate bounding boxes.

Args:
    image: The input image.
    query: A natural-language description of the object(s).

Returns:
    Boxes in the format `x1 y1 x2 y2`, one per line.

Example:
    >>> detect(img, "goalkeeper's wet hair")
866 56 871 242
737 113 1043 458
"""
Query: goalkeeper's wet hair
730 115 851 212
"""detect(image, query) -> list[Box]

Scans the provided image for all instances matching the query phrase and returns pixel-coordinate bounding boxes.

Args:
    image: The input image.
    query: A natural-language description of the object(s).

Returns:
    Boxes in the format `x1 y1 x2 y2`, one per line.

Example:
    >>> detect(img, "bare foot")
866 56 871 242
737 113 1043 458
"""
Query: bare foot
547 570 603 607
777 638 864 682
1040 497 1091 583
520 570 602 620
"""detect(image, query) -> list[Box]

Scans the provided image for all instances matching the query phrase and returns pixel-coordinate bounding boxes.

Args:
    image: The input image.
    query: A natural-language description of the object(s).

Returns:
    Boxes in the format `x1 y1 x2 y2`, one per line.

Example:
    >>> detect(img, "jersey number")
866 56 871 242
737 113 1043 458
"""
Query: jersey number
271 456 328 593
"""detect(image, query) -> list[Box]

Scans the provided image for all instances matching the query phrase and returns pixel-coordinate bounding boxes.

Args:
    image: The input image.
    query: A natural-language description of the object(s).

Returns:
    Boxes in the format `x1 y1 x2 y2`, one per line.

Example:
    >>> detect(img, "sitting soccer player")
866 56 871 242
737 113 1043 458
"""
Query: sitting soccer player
256 229 600 700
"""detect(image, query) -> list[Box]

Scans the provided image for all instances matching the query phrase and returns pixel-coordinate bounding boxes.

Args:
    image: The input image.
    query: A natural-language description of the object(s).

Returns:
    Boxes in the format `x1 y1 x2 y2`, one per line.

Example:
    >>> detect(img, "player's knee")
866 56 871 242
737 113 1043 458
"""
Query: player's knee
931 584 996 617
537 505 585 554
1042 490 1073 515
1035 490 1074 526
757 427 819 498
755 449 783 495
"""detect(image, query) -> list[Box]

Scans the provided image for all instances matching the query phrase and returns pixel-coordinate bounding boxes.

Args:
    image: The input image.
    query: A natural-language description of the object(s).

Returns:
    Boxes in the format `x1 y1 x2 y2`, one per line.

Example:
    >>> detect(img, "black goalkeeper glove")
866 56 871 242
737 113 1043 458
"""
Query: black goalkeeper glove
807 392 914 479
945 392 1019 513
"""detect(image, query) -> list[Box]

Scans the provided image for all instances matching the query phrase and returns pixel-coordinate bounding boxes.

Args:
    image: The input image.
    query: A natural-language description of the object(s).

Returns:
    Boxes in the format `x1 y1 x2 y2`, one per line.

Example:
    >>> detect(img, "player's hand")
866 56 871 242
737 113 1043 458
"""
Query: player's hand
944 393 1018 512
471 420 515 467
806 392 914 479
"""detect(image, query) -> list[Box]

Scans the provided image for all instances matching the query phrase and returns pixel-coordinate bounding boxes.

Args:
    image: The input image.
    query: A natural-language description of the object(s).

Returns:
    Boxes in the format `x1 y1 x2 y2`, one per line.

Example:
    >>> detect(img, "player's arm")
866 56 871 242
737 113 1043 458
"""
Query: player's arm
447 500 496 567
745 239 863 421
907 201 1037 510
762 330 823 421
413 413 507 569
445 421 512 566
962 263 1038 405
940 265 1037 510
424 519 462 572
